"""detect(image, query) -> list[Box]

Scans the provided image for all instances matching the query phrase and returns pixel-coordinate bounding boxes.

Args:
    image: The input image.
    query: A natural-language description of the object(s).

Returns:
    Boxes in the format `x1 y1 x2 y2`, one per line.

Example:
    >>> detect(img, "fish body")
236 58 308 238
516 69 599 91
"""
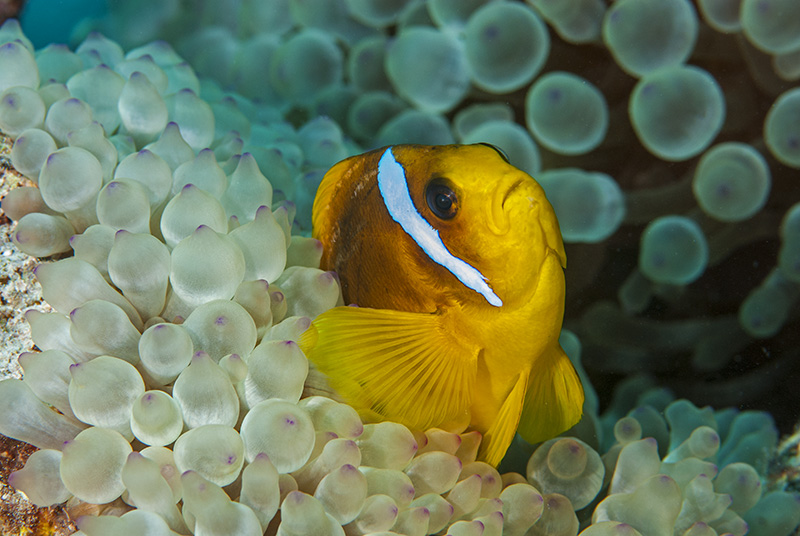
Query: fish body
299 144 584 465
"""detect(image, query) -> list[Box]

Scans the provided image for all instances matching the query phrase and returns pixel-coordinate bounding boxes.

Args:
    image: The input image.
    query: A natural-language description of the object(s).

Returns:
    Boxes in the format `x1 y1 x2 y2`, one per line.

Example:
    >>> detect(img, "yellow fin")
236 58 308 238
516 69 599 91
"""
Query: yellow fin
477 372 528 467
310 156 355 243
517 344 584 445
298 306 478 431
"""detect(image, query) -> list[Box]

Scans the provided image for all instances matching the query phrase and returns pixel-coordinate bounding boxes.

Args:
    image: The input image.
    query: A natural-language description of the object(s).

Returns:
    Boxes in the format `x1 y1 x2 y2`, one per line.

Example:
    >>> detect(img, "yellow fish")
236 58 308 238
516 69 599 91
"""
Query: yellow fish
299 144 583 465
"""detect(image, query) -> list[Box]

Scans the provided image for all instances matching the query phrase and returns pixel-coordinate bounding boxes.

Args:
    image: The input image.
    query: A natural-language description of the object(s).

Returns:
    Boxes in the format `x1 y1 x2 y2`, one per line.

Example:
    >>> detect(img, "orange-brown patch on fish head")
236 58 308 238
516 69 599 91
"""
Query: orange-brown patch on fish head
311 145 449 312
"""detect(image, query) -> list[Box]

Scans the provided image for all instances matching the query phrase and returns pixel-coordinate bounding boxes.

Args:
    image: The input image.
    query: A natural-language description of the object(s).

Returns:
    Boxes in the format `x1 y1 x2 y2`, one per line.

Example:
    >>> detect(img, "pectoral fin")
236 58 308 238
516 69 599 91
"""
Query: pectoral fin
517 343 584 445
298 306 478 431
477 371 528 467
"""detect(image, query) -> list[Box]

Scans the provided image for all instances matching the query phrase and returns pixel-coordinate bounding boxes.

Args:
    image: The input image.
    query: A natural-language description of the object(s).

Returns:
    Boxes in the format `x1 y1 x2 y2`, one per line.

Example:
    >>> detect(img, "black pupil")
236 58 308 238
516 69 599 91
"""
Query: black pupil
427 183 457 219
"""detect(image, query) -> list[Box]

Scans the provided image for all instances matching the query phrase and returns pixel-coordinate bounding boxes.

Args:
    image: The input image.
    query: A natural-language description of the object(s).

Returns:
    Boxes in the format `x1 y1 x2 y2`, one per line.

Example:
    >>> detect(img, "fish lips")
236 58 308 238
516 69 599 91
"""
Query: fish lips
489 175 540 236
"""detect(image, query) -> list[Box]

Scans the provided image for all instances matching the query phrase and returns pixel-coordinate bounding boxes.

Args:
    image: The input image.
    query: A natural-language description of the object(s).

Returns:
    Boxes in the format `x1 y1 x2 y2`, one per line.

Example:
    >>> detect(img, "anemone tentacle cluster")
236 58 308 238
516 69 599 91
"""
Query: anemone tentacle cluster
1 0 800 534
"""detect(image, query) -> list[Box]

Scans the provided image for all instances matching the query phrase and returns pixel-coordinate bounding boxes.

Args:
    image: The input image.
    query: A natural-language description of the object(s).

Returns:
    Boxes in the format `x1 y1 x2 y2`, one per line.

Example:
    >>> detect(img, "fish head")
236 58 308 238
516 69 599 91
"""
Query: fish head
311 144 566 312
389 144 566 309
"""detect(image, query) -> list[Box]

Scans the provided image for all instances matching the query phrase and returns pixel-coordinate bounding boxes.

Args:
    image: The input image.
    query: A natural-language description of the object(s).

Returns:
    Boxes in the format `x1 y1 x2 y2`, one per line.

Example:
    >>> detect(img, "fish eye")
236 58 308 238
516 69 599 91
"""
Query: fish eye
426 181 458 220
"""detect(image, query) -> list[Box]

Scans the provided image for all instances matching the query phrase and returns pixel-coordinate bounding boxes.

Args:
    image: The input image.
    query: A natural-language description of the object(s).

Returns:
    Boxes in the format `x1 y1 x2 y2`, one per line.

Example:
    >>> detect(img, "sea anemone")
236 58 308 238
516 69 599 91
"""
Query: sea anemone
0 1 799 534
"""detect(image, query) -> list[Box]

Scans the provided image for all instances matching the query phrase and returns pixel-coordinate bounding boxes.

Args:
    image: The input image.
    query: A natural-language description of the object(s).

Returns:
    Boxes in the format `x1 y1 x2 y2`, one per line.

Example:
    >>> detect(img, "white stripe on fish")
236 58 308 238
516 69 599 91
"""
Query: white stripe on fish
377 147 503 307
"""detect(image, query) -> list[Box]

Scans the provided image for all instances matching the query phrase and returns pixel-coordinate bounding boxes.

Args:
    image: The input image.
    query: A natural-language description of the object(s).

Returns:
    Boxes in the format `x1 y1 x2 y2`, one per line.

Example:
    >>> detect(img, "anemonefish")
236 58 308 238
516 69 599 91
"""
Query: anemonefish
299 144 584 466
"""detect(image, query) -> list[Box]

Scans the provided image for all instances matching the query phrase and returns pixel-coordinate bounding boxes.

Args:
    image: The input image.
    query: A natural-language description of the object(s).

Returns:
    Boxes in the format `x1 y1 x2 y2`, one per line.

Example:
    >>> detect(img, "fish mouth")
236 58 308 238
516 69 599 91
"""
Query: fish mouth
501 179 524 208
488 177 525 235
